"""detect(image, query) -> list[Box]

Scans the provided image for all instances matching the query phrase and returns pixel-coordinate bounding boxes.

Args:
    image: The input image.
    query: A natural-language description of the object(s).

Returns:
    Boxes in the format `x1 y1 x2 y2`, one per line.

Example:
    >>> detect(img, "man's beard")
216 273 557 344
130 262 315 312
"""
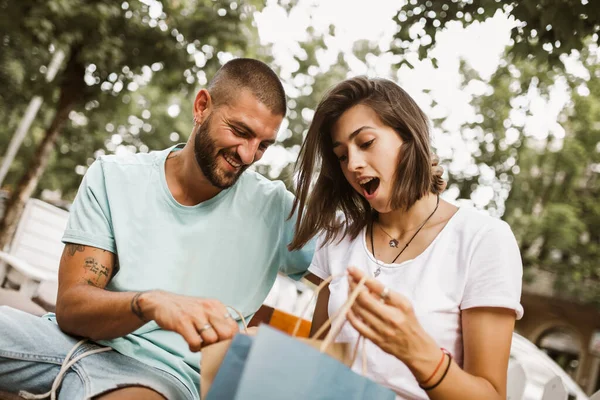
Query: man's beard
193 115 247 189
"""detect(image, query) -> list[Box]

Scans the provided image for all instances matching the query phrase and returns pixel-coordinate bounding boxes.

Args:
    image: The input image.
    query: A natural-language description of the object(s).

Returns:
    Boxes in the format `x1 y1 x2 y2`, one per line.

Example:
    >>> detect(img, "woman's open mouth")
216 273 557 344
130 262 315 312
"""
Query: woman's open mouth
359 177 380 199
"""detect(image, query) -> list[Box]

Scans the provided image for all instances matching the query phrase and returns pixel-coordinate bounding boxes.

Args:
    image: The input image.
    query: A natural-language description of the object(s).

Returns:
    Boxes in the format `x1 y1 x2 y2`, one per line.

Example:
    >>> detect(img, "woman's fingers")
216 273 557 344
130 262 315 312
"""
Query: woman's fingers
348 267 413 313
347 309 381 343
350 300 391 337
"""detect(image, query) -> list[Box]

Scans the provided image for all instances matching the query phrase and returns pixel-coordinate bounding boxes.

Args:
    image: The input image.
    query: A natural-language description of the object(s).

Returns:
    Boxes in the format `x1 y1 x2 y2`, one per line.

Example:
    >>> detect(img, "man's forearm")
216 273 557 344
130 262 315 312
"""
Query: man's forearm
55 286 148 341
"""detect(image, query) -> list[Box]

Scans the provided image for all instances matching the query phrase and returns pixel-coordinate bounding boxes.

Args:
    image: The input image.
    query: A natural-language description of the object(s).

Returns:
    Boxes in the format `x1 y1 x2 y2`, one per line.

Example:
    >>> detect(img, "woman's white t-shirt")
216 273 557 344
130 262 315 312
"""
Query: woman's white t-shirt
308 207 524 400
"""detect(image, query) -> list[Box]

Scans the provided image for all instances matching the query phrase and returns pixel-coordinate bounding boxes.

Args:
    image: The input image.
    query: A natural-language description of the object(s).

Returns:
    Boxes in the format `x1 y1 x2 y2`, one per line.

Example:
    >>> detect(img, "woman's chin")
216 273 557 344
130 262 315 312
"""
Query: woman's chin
365 196 392 214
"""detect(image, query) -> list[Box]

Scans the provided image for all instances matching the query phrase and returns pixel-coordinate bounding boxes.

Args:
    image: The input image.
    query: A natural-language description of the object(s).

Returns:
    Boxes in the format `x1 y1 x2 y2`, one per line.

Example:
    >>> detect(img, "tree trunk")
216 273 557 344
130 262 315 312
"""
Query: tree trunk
0 48 84 250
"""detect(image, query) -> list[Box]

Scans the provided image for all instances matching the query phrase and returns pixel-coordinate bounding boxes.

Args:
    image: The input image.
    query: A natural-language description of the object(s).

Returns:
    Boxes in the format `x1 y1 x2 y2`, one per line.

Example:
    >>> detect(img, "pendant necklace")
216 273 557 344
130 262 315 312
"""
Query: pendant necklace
371 195 440 277
377 224 400 248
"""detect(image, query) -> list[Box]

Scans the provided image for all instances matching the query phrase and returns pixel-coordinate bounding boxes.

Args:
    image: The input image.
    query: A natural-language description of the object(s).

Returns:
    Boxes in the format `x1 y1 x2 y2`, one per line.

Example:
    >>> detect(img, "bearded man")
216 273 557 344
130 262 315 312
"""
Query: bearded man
0 58 313 400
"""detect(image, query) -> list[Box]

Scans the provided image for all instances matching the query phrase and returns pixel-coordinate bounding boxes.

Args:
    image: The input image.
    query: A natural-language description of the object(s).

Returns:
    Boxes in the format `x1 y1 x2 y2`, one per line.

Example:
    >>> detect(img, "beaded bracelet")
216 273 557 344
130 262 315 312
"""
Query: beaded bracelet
419 350 453 391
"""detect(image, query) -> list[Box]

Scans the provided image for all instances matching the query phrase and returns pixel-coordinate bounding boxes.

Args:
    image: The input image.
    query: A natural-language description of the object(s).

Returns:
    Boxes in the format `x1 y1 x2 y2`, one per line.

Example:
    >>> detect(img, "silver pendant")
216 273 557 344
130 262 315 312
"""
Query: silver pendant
389 239 399 248
374 267 381 277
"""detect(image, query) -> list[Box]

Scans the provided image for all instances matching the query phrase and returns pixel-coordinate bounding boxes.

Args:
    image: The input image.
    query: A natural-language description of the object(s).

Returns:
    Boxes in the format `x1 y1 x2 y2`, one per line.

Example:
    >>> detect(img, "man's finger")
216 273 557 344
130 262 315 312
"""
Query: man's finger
208 313 237 341
178 321 203 352
195 318 219 345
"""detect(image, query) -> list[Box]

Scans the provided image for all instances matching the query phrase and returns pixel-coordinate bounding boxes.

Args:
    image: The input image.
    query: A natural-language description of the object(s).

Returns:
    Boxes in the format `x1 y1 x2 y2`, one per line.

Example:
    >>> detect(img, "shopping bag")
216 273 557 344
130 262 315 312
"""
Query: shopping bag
232 324 396 400
201 329 354 398
201 276 355 398
204 334 253 400
203 273 396 400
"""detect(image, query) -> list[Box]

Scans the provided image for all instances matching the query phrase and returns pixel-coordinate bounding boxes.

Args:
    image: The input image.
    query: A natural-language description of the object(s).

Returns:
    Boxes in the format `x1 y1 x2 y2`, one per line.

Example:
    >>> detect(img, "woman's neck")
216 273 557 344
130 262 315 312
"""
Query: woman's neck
377 193 439 236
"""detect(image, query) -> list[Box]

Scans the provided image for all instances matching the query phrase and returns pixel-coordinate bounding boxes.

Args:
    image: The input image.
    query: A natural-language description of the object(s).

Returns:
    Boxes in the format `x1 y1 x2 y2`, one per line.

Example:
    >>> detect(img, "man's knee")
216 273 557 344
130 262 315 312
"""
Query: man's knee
94 386 166 400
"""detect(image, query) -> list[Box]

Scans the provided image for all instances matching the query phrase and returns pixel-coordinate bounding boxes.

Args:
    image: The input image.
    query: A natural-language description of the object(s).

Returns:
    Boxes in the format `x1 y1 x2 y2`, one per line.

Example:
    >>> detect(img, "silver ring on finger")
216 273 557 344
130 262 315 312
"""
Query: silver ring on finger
198 323 213 333
380 286 390 302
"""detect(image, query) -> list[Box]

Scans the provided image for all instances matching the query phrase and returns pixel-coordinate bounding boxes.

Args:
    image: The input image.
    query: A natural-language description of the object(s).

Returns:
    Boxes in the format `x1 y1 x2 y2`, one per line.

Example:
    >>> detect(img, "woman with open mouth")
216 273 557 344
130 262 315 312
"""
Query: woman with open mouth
289 76 523 400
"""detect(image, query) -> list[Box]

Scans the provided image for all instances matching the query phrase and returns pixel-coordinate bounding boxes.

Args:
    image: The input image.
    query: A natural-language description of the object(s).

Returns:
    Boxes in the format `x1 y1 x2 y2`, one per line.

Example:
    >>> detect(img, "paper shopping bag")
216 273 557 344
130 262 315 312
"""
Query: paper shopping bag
206 325 395 400
203 334 253 400
200 328 355 398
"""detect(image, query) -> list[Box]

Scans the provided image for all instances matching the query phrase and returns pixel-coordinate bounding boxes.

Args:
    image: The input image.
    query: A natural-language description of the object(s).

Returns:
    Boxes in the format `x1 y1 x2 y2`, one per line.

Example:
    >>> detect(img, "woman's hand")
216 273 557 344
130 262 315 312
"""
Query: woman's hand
346 267 442 382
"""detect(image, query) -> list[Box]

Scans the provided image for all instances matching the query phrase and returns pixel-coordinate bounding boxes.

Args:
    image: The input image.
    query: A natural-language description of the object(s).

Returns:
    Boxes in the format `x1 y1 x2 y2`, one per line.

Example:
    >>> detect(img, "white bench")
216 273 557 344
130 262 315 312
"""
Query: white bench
507 361 527 400
0 198 68 312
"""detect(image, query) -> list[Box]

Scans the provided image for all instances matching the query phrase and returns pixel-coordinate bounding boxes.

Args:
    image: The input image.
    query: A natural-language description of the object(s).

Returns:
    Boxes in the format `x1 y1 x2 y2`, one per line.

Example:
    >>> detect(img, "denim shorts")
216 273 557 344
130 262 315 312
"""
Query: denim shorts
0 306 194 399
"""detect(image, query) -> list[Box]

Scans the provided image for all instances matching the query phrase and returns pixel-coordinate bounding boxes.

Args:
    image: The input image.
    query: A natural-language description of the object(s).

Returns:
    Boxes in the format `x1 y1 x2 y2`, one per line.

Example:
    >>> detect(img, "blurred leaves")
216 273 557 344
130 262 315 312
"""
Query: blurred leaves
0 0 263 198
392 0 599 69
443 45 600 305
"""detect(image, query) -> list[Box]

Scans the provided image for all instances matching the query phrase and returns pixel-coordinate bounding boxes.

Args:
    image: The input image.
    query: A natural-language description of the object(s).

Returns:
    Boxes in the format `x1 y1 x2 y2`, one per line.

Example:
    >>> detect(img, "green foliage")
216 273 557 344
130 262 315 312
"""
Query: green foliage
392 0 599 68
444 48 600 305
0 0 263 198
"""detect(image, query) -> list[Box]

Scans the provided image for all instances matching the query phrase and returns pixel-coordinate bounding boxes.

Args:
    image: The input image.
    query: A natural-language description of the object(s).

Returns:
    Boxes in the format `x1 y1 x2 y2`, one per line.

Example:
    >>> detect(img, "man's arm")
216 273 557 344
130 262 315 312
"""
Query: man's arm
55 243 145 340
55 243 239 351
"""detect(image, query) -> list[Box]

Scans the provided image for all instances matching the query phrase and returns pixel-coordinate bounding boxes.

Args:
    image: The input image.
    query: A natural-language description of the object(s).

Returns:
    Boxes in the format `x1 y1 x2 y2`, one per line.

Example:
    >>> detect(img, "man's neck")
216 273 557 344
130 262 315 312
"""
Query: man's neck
164 143 222 206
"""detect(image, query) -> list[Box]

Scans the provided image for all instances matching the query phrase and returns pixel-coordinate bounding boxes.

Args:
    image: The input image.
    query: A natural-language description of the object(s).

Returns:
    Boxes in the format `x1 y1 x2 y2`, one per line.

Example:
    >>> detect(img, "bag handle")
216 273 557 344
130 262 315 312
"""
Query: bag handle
226 307 249 333
291 271 369 373
233 271 369 373
321 274 368 351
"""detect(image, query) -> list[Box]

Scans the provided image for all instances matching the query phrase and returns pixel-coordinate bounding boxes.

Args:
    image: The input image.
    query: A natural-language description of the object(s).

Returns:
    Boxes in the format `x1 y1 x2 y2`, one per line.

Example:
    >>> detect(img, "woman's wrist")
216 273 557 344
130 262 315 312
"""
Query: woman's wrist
405 342 445 383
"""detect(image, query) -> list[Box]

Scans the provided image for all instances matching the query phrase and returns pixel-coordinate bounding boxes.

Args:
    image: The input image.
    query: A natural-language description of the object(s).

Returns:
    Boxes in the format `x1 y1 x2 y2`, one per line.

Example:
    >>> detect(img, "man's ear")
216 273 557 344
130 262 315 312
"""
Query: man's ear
193 89 212 124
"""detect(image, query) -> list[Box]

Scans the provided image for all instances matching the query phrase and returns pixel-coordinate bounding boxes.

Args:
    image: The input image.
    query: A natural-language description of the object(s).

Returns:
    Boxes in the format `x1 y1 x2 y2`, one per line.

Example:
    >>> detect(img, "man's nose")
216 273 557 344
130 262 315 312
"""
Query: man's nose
237 140 260 165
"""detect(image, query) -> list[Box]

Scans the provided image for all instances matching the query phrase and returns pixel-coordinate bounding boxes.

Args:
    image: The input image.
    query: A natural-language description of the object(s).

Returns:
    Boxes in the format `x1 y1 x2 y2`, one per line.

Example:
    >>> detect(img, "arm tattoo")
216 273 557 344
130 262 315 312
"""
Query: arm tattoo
65 244 85 257
82 257 112 287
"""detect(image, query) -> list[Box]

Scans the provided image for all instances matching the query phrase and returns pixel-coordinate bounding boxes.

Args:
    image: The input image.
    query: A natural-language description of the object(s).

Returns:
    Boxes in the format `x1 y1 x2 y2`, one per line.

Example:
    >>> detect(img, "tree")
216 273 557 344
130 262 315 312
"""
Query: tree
385 0 600 304
391 0 599 69
0 0 263 248
440 48 600 305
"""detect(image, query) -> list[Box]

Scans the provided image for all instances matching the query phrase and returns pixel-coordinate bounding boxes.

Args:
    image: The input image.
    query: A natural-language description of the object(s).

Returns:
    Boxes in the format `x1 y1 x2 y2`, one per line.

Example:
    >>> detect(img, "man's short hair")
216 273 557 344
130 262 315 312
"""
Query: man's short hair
207 58 286 116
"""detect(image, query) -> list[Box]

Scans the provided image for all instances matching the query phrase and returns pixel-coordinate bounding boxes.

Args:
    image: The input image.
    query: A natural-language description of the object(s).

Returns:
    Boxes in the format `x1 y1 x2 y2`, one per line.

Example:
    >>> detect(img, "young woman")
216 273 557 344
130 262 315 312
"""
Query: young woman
289 77 523 399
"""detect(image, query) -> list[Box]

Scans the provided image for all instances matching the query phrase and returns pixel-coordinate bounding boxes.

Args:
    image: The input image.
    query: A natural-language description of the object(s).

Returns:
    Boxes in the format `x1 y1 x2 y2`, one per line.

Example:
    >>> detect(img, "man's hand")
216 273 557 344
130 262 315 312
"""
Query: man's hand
137 291 240 352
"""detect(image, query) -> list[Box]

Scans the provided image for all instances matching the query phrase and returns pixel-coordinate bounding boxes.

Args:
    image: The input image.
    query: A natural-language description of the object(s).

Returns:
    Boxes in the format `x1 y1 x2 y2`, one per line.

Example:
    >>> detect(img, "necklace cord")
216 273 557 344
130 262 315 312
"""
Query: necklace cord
371 195 440 267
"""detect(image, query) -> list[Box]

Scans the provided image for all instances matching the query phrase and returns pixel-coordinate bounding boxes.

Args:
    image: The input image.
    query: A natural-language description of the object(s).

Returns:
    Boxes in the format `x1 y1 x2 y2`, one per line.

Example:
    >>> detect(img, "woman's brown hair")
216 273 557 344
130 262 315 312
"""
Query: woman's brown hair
288 76 444 251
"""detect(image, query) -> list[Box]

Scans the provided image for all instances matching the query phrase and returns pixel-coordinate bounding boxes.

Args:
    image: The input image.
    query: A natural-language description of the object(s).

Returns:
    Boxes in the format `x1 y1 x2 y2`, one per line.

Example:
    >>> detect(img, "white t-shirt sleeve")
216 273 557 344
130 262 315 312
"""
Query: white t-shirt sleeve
308 235 331 280
461 220 524 319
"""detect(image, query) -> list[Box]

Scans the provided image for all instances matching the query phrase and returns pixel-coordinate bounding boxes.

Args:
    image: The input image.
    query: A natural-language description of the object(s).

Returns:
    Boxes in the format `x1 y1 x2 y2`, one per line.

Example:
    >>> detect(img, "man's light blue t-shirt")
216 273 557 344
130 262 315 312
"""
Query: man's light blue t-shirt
53 145 315 398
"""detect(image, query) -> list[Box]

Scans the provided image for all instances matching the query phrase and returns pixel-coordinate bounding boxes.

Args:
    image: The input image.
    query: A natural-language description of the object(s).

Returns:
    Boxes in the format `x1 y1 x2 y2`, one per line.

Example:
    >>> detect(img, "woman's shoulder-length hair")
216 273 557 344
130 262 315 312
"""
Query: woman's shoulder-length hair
288 76 443 251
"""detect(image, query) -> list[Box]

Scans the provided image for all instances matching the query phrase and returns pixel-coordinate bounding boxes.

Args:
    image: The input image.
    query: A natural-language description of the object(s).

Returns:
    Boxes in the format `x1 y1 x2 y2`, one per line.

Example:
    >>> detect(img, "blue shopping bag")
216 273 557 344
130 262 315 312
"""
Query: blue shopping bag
205 334 253 400
207 324 396 400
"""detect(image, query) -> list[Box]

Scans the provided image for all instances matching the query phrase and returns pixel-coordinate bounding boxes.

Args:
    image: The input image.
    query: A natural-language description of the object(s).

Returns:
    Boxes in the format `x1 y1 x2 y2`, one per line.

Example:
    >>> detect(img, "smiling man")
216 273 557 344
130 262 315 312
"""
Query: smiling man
0 59 314 400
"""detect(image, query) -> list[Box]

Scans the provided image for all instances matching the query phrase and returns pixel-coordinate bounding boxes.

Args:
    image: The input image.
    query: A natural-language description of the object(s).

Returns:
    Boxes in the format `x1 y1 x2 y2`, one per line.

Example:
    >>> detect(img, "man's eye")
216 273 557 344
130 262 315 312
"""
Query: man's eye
360 139 375 149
